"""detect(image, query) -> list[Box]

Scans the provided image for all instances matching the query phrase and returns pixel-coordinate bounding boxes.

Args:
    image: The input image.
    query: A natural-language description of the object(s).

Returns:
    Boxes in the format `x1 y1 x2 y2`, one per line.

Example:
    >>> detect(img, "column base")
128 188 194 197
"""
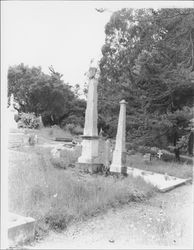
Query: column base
75 162 103 174
109 164 127 175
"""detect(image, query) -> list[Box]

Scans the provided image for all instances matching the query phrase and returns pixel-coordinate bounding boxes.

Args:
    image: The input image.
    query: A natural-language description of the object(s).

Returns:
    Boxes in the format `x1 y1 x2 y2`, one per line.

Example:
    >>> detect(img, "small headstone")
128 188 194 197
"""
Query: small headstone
143 153 151 163
157 150 163 159
99 128 103 137
164 172 170 181
28 134 37 146
51 145 64 158
51 148 60 158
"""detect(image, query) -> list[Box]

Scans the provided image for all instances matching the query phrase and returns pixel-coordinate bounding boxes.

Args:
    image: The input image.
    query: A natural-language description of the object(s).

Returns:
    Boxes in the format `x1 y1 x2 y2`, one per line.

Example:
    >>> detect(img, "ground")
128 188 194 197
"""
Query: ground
8 127 193 249
27 183 193 249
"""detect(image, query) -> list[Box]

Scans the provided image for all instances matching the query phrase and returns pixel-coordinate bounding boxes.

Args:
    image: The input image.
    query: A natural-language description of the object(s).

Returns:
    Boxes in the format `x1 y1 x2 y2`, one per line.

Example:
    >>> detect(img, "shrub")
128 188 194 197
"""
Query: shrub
28 134 38 146
18 112 41 129
60 115 85 128
138 146 152 155
65 123 75 134
64 124 83 135
72 125 83 135
50 157 67 169
44 211 73 232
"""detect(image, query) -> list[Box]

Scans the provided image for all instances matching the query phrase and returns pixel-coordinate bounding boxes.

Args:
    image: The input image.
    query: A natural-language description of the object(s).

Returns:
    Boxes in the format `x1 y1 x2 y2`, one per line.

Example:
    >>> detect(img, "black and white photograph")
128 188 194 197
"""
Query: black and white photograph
1 1 194 249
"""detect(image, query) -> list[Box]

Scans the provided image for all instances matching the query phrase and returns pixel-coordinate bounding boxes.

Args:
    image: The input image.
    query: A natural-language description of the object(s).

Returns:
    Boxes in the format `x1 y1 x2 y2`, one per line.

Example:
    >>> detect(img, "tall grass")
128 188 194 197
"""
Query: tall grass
8 148 155 237
36 126 73 142
127 154 193 179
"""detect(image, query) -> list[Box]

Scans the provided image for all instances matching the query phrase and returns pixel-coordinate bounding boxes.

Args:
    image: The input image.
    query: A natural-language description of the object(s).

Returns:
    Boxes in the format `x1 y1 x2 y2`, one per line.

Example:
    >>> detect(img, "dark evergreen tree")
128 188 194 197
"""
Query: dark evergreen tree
8 63 86 126
98 8 194 153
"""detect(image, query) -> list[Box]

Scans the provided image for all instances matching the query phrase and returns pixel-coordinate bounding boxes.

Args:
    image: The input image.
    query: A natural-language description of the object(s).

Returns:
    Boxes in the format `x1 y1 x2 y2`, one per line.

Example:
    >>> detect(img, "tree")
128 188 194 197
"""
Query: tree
8 63 86 126
98 8 194 153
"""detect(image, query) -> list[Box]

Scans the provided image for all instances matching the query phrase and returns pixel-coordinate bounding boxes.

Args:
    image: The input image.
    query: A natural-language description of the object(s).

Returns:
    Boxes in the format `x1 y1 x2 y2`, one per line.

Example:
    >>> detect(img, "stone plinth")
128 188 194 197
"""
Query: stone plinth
77 67 101 172
75 162 103 174
110 100 127 175
127 167 191 192
78 136 100 164
8 213 35 247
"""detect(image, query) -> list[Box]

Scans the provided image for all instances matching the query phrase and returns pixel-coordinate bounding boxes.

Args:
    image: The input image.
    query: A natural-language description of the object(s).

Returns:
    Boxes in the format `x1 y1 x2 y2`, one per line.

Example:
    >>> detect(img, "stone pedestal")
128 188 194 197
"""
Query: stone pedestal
77 67 102 173
110 100 127 174
8 213 35 247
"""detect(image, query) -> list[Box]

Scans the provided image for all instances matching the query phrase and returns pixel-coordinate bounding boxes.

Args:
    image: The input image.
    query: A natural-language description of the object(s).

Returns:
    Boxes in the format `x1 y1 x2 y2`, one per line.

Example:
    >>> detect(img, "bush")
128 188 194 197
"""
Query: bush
28 134 38 146
18 112 41 129
60 115 85 129
138 146 153 155
64 123 83 135
72 125 83 135
45 211 73 232
50 158 67 169
65 124 75 134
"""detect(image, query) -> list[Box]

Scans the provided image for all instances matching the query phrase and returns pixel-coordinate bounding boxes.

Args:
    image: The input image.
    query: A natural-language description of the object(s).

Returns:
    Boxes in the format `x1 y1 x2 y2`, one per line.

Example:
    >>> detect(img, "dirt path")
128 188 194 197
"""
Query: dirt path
28 183 193 249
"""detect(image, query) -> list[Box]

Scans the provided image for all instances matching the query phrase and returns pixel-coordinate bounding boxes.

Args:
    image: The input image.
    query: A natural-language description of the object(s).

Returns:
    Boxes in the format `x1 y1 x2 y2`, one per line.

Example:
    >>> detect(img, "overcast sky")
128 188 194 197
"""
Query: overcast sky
2 1 193 88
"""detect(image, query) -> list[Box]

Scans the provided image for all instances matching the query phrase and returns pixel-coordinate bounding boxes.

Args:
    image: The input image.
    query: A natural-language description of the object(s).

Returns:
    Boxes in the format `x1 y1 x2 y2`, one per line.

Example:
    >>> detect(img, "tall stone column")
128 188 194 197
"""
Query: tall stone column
77 67 102 173
110 100 127 174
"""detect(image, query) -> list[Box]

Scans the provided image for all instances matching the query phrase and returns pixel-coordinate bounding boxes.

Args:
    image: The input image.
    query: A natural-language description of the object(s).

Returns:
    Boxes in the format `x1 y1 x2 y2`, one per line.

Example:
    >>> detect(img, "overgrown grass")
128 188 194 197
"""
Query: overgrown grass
8 148 155 238
38 126 72 140
127 154 193 179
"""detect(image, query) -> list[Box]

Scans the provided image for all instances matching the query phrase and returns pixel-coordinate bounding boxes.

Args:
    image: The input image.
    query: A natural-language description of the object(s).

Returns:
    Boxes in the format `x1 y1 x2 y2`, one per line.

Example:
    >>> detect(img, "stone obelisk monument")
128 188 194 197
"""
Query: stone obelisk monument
77 66 102 173
110 100 127 175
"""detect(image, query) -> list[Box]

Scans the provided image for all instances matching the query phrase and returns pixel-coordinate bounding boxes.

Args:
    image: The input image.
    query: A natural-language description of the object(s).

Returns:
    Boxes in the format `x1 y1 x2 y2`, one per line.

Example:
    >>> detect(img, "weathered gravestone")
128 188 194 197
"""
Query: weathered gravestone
143 153 151 163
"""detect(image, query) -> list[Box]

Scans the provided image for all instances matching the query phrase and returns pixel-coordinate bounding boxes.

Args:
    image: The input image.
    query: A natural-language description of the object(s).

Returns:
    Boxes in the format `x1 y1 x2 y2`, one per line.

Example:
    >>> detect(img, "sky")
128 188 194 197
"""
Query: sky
2 1 193 88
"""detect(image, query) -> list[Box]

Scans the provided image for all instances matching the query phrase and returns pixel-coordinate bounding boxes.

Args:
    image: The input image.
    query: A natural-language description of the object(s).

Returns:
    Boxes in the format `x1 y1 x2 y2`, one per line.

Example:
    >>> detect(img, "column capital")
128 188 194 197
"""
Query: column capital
119 99 128 105
88 67 97 79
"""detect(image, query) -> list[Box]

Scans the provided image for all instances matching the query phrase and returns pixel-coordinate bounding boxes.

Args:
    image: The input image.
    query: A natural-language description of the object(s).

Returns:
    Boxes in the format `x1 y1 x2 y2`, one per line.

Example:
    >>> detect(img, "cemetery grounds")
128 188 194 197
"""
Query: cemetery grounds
8 126 193 249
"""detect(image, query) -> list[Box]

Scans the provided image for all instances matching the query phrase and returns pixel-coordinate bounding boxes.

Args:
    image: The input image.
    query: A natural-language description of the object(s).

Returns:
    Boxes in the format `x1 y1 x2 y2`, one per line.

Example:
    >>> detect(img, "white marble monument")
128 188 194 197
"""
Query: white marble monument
110 100 127 174
77 66 102 173
8 94 18 131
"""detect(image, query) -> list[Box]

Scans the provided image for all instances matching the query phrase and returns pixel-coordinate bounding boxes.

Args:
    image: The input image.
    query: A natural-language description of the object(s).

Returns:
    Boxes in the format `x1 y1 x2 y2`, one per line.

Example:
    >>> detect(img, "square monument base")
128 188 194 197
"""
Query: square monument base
8 212 35 247
75 162 103 174
110 165 127 175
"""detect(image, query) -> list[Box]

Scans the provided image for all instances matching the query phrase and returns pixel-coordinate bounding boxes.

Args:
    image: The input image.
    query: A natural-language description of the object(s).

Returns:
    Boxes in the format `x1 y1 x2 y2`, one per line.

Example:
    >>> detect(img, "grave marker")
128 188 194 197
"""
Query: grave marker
76 66 103 173
110 100 127 174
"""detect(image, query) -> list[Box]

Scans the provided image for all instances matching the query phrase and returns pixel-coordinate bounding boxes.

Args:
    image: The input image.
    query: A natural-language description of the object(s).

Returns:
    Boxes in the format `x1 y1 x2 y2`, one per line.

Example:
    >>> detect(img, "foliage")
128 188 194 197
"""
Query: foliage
18 112 41 129
64 123 83 135
61 114 85 129
98 8 194 151
8 64 86 126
